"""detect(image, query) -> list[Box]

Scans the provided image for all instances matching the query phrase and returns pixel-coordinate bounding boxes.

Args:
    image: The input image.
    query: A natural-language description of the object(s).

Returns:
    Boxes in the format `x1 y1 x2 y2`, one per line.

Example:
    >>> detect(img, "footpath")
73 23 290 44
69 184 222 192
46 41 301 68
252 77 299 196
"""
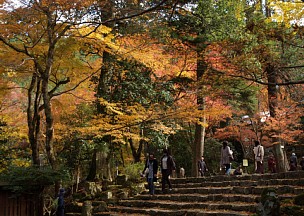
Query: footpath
67 171 304 216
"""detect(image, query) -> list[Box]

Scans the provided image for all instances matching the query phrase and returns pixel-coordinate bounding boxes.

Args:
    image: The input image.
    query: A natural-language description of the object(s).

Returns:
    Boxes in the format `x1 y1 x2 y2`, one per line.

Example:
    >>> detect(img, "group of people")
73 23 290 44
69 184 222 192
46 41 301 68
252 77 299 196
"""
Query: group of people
255 142 304 173
288 152 304 171
268 152 304 173
143 141 304 195
198 141 237 176
198 141 240 176
142 149 176 195
197 141 240 176
218 140 304 176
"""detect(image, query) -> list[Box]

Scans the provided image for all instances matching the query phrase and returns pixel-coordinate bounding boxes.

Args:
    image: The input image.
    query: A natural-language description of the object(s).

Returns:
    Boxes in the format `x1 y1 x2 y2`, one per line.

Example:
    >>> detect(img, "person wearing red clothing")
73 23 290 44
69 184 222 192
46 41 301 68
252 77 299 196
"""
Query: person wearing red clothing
267 153 276 173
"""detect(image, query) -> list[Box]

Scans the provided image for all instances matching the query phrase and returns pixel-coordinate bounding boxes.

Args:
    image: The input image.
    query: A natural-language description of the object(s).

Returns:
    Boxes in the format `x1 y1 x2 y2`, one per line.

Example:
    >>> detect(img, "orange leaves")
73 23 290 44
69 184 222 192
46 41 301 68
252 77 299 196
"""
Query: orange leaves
117 35 196 78
28 0 97 13
263 103 304 144
204 42 242 77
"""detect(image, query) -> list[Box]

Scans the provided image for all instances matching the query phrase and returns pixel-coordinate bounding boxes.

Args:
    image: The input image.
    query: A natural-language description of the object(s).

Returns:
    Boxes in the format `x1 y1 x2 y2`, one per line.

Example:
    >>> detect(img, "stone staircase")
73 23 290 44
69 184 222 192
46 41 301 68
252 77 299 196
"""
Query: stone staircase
71 171 304 216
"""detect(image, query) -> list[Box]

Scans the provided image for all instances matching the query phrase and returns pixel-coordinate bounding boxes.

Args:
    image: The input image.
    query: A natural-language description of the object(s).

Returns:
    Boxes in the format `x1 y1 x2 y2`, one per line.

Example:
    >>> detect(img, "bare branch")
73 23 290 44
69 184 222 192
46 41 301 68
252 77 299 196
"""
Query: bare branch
82 0 169 37
49 68 101 98
210 67 304 86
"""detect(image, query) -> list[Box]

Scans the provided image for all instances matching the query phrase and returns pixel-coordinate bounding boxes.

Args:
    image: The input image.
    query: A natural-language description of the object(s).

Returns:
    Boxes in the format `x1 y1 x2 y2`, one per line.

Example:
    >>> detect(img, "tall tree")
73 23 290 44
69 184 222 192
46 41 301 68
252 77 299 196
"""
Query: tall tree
210 1 304 172
0 0 112 173
86 0 178 180
163 0 245 176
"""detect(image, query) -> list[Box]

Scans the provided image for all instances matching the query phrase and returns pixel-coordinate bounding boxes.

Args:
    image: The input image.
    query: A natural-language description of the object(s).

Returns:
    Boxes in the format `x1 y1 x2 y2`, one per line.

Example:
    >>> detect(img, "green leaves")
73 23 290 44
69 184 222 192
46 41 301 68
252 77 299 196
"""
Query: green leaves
0 165 70 194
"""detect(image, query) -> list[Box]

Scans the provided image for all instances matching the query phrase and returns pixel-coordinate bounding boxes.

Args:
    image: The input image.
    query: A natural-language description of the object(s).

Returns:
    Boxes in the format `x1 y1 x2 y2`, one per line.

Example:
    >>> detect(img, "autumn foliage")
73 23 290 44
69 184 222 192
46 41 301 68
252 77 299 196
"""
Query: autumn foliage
0 0 303 183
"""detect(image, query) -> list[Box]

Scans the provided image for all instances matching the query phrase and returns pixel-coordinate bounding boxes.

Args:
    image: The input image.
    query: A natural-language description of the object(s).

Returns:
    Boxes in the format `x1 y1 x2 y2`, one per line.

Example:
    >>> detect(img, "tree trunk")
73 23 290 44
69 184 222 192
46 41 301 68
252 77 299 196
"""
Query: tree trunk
27 72 41 166
129 138 144 163
87 149 97 181
192 51 207 177
93 51 114 180
266 64 287 172
96 151 109 180
96 51 111 113
193 123 205 177
106 153 113 181
42 76 56 168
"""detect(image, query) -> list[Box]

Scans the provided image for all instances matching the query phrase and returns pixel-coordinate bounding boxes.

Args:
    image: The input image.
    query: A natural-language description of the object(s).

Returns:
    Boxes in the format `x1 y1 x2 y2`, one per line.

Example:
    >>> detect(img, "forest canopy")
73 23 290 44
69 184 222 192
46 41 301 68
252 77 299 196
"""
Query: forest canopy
0 0 303 184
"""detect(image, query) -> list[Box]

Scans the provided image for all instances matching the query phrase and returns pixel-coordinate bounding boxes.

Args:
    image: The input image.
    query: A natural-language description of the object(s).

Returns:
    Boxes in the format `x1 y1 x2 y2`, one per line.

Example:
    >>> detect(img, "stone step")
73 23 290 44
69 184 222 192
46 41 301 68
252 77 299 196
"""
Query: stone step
171 171 304 184
84 172 304 215
170 178 304 188
117 199 257 212
104 206 253 216
136 193 259 202
153 185 304 196
94 212 146 216
134 193 295 203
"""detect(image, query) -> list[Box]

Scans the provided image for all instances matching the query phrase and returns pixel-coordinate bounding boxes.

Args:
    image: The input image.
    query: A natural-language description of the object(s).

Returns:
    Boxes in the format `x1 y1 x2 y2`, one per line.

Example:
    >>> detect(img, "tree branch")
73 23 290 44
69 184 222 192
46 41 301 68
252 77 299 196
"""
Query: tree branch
210 67 304 86
82 0 169 37
102 0 169 25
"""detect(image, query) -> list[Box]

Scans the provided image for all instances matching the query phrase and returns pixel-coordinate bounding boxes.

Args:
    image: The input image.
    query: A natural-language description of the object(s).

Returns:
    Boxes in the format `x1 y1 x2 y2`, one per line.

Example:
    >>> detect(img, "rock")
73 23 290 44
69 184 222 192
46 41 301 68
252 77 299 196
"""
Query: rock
81 200 92 216
93 201 108 212
99 191 113 199
116 175 128 186
116 190 129 199
257 188 280 216
84 182 103 197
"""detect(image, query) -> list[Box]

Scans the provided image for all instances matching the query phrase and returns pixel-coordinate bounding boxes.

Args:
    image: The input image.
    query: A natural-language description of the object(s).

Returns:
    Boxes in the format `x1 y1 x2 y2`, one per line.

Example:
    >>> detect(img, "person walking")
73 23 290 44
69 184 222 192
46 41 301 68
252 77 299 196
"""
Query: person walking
220 141 233 175
289 153 298 171
254 140 264 174
267 153 276 173
142 152 158 196
198 156 208 177
56 188 65 216
160 149 176 193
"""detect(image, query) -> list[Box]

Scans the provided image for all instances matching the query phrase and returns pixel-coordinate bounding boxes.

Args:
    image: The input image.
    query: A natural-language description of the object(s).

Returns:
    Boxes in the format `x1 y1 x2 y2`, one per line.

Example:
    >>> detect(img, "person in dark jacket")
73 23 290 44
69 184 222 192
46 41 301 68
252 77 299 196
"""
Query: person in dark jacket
57 188 65 216
160 149 175 193
289 153 298 171
142 152 158 195
198 156 208 177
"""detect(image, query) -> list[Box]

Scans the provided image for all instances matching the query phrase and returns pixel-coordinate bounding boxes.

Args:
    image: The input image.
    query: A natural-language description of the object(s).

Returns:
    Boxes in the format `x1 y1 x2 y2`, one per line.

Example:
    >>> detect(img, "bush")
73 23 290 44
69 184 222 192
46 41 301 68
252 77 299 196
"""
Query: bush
294 193 304 206
123 163 145 182
281 206 304 216
0 165 70 194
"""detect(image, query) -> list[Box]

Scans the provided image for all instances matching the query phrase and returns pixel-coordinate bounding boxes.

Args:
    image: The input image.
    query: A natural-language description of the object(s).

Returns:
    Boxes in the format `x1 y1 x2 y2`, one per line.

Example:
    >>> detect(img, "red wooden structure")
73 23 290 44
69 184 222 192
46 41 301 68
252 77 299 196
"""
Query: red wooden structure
0 183 43 216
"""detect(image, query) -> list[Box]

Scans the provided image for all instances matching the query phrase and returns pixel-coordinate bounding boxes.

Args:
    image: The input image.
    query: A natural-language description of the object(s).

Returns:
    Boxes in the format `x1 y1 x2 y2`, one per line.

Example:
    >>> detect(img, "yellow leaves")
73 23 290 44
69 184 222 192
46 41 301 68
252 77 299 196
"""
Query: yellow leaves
117 35 196 78
98 98 124 116
268 0 304 26
77 25 112 39
76 25 116 50
5 70 16 78
151 122 178 135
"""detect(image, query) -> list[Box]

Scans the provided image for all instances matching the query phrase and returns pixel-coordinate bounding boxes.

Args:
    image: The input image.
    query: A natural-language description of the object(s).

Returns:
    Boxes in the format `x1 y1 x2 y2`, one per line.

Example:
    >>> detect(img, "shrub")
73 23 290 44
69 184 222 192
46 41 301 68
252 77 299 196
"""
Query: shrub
294 193 304 206
0 165 70 194
123 163 145 182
